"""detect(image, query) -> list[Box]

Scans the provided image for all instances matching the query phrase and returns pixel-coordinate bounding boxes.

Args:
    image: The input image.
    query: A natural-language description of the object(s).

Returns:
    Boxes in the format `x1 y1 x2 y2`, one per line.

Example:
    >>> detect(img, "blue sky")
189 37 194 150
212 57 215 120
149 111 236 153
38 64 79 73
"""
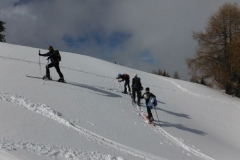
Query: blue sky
0 0 239 79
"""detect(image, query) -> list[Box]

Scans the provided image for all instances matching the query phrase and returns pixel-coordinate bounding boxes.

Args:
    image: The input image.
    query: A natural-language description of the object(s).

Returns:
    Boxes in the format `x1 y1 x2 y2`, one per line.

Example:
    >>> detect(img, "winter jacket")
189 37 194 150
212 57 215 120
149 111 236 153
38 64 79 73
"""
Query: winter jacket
141 92 156 108
39 50 58 63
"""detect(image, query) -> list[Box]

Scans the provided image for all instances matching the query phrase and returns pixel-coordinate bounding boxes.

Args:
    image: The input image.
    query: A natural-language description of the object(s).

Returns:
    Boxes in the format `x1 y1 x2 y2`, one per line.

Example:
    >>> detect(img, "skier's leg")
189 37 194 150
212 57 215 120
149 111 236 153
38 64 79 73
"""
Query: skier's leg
54 63 64 79
126 79 131 93
123 81 127 93
147 107 151 118
132 89 136 102
137 90 141 104
46 63 54 77
147 107 153 119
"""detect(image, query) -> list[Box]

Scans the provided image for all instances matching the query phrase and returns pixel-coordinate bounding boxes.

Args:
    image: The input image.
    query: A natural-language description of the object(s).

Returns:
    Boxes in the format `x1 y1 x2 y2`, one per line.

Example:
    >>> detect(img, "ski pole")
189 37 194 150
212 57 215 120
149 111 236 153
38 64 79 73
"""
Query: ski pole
154 106 160 123
39 50 41 74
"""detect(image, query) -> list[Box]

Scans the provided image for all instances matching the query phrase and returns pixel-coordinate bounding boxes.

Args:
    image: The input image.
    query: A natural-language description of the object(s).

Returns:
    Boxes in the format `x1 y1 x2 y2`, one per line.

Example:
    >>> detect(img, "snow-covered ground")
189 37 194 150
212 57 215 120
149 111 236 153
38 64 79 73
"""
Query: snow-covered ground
0 43 240 160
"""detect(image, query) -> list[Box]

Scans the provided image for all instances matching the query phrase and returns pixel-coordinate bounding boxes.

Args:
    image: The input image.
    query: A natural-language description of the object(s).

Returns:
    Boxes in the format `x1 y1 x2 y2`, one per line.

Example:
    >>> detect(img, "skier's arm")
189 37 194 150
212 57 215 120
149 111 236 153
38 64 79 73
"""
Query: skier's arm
150 93 156 98
118 75 125 82
140 93 145 99
116 77 123 82
118 79 123 82
131 78 135 87
39 52 51 57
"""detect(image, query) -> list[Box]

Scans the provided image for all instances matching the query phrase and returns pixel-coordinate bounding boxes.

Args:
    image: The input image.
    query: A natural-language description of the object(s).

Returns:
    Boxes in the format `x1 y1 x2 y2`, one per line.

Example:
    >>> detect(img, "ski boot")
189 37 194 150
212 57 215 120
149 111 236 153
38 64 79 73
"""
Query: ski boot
137 101 141 106
150 117 154 122
58 77 65 83
43 75 52 80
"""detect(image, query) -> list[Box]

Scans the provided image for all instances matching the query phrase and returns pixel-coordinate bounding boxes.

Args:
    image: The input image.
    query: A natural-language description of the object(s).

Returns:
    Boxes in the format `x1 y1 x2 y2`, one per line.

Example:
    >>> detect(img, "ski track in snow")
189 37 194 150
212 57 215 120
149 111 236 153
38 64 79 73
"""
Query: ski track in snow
0 138 123 160
130 102 215 160
170 80 240 107
0 92 166 160
148 74 240 107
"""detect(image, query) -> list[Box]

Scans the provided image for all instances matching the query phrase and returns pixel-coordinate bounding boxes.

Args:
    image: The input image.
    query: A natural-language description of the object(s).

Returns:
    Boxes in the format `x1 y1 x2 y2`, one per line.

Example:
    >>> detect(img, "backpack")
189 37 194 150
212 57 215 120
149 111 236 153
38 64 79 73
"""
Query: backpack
147 97 157 109
54 50 61 62
152 97 157 106
123 74 129 79
132 77 142 89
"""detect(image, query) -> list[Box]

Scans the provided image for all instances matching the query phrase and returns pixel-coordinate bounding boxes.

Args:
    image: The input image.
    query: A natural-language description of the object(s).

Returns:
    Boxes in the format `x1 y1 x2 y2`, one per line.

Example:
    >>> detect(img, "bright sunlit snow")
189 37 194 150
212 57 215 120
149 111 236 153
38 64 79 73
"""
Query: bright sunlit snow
0 43 240 160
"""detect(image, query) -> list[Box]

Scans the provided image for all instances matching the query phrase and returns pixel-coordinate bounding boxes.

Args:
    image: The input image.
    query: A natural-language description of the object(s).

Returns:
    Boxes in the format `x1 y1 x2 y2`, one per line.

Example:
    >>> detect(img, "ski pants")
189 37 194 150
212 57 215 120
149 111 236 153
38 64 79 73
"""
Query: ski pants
124 79 131 93
46 62 64 78
147 107 153 118
132 89 141 103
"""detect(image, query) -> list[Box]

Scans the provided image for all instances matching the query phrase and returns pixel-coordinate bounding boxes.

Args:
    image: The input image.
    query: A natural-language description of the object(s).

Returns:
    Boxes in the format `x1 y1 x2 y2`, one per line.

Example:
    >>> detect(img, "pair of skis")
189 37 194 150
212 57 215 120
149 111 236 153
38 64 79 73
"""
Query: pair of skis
26 75 66 83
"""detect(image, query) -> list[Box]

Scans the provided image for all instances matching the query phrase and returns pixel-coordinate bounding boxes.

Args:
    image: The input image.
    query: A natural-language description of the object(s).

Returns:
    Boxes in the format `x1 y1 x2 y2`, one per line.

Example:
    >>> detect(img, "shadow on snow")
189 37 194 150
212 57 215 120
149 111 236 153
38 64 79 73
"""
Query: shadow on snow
156 121 207 136
67 82 122 98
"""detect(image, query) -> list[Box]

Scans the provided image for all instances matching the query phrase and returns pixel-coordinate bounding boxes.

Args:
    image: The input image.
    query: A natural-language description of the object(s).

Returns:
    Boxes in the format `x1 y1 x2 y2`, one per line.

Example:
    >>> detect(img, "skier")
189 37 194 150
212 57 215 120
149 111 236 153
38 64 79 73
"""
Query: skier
39 46 65 82
116 73 131 94
141 87 156 122
131 74 142 105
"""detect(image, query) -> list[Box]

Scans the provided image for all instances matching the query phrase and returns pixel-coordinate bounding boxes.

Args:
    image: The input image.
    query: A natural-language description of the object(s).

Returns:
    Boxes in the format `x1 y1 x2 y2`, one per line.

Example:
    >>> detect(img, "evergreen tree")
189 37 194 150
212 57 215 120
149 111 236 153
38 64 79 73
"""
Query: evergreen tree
173 71 180 79
163 71 166 76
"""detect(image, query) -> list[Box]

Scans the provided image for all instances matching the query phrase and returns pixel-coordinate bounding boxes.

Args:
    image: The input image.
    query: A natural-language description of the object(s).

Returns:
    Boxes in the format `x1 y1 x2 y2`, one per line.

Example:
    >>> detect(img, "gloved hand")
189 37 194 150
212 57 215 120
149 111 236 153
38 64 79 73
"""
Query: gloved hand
38 53 41 56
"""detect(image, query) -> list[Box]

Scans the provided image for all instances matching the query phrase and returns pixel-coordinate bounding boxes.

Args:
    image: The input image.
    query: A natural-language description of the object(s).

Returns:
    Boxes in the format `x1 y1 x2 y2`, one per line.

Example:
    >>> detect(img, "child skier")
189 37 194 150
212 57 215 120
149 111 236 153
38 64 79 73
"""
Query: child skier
116 73 131 94
141 87 156 122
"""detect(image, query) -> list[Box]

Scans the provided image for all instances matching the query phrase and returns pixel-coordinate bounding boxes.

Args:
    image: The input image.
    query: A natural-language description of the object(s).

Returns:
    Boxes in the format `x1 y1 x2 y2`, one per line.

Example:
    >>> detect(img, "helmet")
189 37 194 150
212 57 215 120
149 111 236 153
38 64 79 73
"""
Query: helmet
134 74 137 77
117 73 121 78
144 93 149 99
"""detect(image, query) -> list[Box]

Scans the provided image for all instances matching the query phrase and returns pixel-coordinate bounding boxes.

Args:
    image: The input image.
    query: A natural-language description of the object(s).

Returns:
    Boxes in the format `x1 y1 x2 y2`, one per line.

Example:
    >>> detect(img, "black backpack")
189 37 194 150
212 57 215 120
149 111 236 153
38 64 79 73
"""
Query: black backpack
133 77 142 89
54 50 61 62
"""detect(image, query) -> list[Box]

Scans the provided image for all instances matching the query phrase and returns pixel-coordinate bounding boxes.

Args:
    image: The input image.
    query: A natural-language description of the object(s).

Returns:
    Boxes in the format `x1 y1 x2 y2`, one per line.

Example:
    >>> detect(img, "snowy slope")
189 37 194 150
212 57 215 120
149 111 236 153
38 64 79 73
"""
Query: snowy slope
0 43 240 160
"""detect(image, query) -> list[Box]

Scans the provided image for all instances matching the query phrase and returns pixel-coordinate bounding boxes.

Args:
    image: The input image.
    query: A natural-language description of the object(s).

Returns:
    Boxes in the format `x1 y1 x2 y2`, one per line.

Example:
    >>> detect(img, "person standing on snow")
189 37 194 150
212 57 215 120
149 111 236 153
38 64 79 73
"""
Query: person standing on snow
131 74 142 105
39 46 65 82
141 87 156 122
116 73 131 94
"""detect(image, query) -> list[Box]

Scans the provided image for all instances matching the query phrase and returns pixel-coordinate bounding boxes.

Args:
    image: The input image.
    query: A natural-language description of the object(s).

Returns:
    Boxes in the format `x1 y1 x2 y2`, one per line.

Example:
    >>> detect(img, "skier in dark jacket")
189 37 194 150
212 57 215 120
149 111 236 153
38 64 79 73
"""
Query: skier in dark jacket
141 87 156 122
39 46 64 82
116 73 131 94
132 74 142 105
